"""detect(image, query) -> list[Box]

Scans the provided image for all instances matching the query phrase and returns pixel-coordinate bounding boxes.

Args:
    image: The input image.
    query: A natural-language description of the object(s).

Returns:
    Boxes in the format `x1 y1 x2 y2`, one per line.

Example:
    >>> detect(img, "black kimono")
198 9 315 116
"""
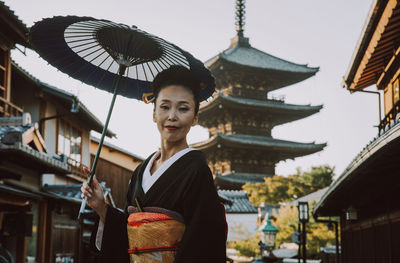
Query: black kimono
91 150 227 262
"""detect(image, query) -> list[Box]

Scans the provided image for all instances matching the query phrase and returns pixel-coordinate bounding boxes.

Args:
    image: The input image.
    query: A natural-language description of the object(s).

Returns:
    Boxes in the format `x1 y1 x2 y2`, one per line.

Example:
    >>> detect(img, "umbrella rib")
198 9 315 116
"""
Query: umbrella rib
73 43 103 55
69 40 99 49
160 44 188 63
68 23 102 29
144 62 155 80
94 58 116 89
152 60 165 72
155 58 169 69
158 56 173 68
122 66 129 96
81 51 115 88
65 37 96 44
81 47 107 61
141 63 149 82
163 51 189 67
65 34 96 39
65 30 94 34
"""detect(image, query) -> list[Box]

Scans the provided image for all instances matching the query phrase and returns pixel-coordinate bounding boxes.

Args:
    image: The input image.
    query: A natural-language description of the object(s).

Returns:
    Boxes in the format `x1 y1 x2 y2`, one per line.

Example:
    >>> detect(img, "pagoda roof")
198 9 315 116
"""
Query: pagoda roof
215 173 268 190
205 36 319 90
192 133 326 158
199 93 323 124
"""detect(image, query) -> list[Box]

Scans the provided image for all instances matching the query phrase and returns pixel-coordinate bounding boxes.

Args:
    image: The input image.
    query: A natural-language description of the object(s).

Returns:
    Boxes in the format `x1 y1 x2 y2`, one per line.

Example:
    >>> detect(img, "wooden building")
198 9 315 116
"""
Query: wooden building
0 2 121 262
192 0 326 190
314 0 400 262
90 136 143 209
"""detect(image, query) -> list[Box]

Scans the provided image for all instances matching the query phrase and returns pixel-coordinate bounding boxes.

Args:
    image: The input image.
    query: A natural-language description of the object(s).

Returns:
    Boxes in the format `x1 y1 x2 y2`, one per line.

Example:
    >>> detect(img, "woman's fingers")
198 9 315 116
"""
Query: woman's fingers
81 181 94 198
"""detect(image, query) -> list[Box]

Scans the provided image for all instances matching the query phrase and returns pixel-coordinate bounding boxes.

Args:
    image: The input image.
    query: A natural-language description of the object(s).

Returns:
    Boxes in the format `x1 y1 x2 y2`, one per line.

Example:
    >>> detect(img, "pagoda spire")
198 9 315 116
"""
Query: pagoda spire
230 0 250 48
235 0 246 37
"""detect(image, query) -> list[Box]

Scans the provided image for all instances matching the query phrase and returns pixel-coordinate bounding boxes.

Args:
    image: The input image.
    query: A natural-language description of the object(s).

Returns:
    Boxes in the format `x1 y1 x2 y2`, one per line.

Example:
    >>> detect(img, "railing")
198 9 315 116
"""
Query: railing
66 156 89 180
378 100 400 135
0 97 23 117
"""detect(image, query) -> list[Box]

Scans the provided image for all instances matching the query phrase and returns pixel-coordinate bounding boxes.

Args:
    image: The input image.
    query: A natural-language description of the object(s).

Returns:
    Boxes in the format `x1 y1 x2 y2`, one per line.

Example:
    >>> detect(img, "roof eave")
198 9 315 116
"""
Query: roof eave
342 0 388 91
11 61 116 138
313 122 400 217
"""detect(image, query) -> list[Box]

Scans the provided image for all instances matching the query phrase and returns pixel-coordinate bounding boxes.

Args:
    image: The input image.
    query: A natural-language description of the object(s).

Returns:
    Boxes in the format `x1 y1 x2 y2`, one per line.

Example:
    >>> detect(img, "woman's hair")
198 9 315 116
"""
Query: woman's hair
151 65 200 115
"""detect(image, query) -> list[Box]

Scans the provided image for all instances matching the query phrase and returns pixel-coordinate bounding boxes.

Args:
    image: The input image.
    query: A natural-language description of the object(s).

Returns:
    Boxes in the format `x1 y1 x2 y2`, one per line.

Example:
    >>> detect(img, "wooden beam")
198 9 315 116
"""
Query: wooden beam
37 201 47 263
350 0 398 90
377 45 400 88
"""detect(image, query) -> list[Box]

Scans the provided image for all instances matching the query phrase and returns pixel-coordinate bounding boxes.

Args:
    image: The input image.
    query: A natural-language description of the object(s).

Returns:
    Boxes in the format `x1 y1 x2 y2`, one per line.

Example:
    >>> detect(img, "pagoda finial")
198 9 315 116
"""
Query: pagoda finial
235 0 246 37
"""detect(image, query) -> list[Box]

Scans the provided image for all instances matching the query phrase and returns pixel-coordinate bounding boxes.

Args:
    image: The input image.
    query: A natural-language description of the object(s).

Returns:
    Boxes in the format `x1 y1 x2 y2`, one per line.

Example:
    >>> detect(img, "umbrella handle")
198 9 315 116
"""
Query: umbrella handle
77 65 126 220
78 196 88 220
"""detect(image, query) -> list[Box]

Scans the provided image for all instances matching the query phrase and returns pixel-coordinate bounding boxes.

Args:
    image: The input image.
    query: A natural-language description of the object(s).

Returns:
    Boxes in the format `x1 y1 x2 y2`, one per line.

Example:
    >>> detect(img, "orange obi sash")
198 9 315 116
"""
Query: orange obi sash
127 206 185 263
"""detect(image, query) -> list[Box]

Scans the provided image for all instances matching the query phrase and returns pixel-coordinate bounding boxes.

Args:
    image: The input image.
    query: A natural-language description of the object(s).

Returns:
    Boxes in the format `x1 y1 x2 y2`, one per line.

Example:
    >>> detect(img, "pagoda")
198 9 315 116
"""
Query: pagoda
192 0 326 190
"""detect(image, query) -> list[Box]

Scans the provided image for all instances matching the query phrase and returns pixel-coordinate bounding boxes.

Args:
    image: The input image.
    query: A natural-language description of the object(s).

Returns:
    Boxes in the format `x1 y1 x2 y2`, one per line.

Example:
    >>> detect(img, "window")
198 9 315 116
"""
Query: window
57 119 82 163
0 49 9 99
393 78 399 104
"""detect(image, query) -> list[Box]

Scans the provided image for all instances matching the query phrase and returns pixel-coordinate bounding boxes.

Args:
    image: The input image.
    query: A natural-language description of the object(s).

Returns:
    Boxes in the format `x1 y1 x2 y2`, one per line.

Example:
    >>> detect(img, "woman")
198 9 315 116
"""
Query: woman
81 66 227 262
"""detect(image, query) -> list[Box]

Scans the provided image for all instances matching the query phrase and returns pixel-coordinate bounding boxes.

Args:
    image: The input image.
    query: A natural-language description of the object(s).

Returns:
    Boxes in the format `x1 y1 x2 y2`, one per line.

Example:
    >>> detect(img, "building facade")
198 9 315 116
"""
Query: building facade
0 2 128 262
314 1 400 262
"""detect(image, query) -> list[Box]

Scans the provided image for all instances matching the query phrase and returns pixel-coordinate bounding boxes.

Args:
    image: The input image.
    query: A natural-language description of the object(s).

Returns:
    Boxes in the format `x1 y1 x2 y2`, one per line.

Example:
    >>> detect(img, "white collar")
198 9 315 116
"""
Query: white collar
142 148 197 194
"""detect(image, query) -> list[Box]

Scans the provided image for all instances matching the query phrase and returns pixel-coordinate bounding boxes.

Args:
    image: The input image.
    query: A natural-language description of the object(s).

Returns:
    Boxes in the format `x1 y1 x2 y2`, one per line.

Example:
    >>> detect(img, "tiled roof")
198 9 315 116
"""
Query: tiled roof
220 93 322 112
192 133 326 153
206 43 318 74
0 1 28 29
218 190 257 213
0 124 70 173
290 187 328 206
216 173 267 184
12 61 115 137
199 93 323 125
0 1 29 46
314 121 400 216
43 182 114 206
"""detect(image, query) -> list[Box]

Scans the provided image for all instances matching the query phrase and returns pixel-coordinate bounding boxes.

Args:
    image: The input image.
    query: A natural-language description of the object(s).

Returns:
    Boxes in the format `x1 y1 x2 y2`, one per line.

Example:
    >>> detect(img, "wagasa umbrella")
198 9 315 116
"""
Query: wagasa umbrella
29 16 215 219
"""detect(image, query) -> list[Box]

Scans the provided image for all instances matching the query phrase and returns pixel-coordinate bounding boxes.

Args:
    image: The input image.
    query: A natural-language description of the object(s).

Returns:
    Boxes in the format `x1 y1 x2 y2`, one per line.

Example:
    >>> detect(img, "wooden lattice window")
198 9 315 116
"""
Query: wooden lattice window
0 49 9 99
57 119 82 163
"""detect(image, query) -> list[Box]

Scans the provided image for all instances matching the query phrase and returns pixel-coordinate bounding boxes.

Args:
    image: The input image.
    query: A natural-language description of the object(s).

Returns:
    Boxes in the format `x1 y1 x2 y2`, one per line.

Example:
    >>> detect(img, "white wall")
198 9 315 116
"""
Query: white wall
226 213 258 241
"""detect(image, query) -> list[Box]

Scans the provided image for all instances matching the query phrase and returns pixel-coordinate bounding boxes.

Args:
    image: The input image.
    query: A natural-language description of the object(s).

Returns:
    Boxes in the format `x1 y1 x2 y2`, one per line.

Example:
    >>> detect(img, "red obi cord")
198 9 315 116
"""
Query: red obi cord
128 243 179 254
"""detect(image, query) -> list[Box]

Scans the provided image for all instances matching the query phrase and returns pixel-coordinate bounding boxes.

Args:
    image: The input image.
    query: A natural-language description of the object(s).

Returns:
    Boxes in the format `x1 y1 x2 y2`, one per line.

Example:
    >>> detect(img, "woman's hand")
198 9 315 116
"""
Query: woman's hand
81 167 107 222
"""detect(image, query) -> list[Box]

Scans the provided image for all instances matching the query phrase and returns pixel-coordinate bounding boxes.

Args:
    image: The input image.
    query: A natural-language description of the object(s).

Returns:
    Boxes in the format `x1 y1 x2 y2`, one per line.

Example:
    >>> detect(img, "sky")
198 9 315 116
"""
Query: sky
6 0 378 178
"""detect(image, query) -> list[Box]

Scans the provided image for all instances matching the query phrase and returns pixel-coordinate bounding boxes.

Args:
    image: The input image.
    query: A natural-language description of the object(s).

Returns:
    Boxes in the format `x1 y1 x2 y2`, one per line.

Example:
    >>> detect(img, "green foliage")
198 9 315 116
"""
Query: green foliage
230 165 336 258
273 202 337 257
228 235 261 258
228 224 261 258
243 165 334 205
228 204 337 259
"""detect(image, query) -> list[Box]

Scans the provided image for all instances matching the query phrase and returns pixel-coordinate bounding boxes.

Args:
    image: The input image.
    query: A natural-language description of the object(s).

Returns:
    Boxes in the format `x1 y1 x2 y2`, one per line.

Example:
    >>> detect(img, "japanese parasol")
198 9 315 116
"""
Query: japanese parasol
29 16 215 219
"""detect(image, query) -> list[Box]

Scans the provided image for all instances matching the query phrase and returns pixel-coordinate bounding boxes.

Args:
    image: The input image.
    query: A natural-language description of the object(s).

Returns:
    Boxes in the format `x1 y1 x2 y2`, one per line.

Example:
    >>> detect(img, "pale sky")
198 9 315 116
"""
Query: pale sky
7 0 377 177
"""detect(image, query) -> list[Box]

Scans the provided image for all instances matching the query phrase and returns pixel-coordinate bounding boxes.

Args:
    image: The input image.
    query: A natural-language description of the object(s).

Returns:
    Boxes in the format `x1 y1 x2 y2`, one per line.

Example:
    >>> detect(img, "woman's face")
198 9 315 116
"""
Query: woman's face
153 85 198 144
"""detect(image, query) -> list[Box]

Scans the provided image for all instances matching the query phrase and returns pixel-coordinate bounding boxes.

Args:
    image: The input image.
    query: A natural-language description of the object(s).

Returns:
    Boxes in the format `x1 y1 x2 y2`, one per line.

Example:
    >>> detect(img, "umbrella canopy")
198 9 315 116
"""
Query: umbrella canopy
29 16 215 103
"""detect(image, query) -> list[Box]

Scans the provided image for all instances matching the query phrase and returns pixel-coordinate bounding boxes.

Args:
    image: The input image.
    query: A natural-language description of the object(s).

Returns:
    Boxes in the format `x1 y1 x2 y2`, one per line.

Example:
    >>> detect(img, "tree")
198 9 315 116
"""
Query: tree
243 165 334 205
274 202 337 258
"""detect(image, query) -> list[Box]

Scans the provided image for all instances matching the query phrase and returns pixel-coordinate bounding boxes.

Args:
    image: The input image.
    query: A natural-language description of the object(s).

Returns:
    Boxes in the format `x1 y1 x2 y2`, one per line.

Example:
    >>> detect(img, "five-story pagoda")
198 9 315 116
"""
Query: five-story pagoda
192 0 326 190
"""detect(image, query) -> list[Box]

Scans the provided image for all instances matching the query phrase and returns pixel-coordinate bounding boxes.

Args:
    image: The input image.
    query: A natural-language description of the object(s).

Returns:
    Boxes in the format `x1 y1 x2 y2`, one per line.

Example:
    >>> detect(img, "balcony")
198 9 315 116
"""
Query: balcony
379 100 400 135
66 156 89 180
0 97 23 117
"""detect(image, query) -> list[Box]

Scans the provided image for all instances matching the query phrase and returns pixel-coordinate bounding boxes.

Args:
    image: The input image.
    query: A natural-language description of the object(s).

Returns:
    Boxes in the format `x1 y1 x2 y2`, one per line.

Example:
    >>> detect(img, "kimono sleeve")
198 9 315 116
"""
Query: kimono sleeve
174 162 227 263
88 165 142 263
